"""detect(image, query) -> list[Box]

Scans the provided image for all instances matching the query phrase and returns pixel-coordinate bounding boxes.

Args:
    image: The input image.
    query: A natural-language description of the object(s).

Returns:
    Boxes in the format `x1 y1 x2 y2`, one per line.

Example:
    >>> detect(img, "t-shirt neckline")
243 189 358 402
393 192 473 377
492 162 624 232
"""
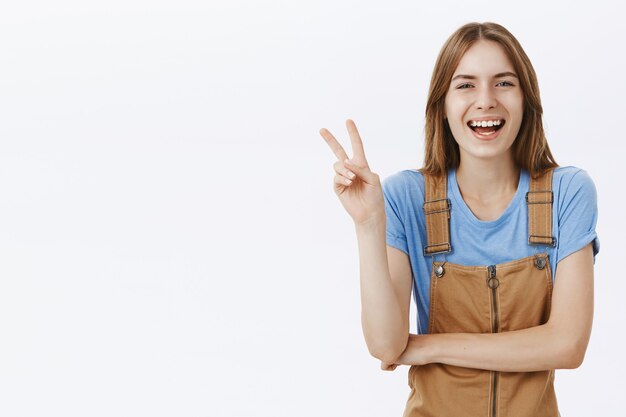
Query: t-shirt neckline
448 167 529 228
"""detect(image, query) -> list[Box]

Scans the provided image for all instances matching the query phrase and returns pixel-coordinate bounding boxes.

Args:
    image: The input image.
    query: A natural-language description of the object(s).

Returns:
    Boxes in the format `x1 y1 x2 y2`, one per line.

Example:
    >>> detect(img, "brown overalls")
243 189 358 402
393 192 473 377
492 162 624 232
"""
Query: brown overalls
403 168 560 417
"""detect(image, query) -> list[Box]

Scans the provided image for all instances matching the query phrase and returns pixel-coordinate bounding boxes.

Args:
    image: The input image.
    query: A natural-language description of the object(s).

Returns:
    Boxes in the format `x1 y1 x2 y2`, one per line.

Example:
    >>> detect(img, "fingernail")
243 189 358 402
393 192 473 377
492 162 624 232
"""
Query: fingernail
347 171 355 179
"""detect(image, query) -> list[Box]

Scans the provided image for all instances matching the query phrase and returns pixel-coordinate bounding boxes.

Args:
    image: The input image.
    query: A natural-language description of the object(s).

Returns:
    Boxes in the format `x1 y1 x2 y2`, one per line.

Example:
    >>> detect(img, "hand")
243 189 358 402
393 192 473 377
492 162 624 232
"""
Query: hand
395 334 431 366
380 361 399 371
319 119 385 226
379 334 432 371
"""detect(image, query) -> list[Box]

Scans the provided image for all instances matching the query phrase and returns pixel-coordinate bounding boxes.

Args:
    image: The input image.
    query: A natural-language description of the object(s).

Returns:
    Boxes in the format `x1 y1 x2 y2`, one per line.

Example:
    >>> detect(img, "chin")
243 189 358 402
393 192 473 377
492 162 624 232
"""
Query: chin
462 145 515 162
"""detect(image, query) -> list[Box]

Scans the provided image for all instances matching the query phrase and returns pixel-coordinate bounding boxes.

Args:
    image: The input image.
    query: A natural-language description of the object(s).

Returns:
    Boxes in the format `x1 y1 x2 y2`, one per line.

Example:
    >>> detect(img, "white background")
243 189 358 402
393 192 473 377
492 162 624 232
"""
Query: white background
0 0 623 416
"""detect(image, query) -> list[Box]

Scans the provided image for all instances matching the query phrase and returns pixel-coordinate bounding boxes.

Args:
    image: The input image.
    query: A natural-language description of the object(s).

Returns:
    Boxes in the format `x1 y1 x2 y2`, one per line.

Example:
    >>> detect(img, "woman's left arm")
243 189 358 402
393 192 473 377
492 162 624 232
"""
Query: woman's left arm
384 242 594 372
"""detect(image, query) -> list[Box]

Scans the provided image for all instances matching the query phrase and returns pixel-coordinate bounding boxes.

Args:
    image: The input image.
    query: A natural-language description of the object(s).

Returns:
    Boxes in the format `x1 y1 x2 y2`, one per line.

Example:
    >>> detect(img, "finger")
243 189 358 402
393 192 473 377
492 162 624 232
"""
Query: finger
334 173 353 187
319 128 349 162
345 119 369 168
333 161 356 180
380 362 398 371
344 158 380 186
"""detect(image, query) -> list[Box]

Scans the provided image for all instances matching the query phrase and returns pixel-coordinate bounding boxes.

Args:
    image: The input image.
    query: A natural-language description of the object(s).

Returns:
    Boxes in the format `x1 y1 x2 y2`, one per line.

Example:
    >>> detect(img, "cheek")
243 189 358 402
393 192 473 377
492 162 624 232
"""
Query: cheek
443 90 461 115
503 93 524 116
444 100 469 130
444 100 464 120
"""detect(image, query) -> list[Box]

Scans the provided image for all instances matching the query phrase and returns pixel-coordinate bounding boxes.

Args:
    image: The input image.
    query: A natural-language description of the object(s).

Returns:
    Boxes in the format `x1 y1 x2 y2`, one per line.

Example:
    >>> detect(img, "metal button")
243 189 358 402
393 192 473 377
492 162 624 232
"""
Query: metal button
535 257 546 270
487 277 499 289
434 265 445 278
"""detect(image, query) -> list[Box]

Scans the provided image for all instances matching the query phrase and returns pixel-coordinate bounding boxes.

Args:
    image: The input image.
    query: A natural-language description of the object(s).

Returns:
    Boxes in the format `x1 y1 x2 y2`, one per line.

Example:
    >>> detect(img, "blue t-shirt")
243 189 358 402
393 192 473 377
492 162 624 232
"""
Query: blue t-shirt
382 166 600 335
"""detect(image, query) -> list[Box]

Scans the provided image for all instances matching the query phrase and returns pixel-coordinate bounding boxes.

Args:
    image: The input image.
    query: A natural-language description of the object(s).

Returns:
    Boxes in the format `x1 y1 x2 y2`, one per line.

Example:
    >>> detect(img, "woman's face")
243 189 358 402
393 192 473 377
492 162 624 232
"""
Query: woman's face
444 40 524 163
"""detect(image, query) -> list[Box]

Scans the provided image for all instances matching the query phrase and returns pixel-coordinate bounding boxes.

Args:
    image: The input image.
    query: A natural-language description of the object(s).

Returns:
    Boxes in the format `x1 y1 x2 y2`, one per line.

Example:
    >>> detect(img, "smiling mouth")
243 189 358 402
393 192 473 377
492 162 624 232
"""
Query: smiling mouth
467 120 506 136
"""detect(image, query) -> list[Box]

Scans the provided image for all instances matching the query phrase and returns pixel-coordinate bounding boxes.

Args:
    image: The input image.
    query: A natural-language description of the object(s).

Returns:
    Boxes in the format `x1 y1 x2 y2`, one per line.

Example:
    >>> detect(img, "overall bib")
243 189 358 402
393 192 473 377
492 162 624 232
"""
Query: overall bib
403 168 560 417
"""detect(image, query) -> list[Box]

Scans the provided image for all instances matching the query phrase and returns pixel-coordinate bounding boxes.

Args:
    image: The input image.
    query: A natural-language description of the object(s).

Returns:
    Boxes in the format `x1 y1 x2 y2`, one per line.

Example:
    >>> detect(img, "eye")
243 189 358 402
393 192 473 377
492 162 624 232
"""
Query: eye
496 81 514 87
456 83 473 89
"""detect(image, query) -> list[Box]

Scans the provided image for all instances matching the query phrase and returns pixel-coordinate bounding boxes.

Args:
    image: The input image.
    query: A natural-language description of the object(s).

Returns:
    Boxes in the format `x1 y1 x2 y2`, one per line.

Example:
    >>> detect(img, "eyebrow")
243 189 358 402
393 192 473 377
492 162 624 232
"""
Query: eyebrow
451 71 519 82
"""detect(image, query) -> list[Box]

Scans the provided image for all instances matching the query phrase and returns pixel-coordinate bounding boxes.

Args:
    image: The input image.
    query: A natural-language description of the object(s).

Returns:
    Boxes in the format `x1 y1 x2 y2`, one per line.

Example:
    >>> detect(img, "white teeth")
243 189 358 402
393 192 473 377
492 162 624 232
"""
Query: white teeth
470 119 503 127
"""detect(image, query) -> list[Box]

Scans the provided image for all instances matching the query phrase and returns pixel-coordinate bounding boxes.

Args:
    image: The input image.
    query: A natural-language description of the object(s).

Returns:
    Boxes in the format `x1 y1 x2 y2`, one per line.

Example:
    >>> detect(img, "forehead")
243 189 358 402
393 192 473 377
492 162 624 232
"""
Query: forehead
453 40 515 77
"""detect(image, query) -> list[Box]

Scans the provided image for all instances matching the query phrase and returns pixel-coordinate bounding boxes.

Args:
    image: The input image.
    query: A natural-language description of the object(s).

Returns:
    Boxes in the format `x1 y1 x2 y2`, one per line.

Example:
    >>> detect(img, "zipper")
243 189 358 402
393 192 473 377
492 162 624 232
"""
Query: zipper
487 264 499 417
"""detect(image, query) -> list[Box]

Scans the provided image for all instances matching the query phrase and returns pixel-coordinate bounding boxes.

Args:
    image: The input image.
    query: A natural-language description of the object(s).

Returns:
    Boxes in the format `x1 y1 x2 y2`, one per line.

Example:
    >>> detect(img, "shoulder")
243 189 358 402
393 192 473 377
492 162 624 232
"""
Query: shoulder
382 169 425 199
553 166 596 189
551 166 598 227
551 166 600 261
552 166 597 203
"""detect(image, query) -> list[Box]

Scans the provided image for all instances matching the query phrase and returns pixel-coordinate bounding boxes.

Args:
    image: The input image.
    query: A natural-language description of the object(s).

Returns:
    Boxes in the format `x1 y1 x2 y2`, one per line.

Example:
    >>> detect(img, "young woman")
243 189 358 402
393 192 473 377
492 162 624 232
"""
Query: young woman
319 22 599 416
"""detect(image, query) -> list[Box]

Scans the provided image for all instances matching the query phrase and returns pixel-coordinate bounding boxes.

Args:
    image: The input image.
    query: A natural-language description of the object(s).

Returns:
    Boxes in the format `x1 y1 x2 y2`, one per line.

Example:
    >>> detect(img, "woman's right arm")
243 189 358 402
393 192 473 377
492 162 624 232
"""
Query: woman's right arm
319 119 412 364
356 218 412 363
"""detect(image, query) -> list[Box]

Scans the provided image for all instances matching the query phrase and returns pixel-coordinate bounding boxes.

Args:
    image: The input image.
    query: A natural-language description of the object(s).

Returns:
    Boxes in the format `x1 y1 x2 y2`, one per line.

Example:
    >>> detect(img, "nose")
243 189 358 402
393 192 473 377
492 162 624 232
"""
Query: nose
474 86 497 110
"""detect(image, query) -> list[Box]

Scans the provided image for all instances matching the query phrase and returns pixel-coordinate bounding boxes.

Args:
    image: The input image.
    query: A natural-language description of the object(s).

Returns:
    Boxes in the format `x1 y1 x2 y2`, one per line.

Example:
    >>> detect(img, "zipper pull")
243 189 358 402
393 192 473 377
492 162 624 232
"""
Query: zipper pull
487 265 499 289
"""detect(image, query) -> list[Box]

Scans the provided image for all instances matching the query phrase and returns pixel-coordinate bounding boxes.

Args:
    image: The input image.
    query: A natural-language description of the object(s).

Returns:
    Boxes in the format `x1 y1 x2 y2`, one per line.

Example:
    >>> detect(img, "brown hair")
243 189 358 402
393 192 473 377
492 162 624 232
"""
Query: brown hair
421 22 558 179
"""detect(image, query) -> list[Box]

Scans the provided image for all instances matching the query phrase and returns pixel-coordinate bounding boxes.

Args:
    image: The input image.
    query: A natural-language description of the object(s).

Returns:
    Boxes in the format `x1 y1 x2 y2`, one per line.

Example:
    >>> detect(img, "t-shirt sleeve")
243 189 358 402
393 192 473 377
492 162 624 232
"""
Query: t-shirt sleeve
556 169 600 265
382 173 409 255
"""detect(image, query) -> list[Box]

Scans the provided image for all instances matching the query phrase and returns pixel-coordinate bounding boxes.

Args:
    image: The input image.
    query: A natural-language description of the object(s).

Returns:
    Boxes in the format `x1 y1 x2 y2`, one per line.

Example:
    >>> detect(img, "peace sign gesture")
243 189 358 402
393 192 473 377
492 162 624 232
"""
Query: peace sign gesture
319 119 385 226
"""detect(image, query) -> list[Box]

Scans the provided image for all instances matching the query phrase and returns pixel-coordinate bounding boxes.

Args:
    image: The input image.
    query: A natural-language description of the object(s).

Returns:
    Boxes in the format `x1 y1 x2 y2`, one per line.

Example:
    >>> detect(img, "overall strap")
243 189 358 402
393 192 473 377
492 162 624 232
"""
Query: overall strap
421 170 452 256
527 168 556 247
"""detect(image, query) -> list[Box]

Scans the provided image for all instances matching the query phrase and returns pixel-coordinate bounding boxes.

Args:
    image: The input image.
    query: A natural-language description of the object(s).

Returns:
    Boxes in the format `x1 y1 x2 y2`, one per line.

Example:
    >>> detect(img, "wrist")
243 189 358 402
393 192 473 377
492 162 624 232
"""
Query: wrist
406 334 438 366
354 214 386 231
421 333 442 364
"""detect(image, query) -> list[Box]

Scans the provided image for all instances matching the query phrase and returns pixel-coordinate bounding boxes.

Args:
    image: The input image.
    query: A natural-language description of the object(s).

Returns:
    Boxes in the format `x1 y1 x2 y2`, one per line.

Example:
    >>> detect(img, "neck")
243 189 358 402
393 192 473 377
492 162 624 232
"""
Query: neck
456 155 520 202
